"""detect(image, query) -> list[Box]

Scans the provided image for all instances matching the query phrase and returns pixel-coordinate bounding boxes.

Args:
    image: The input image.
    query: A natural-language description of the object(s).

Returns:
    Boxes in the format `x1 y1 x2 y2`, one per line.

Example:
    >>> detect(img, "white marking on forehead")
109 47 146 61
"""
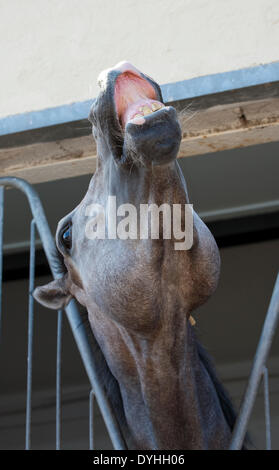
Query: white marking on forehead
97 61 141 91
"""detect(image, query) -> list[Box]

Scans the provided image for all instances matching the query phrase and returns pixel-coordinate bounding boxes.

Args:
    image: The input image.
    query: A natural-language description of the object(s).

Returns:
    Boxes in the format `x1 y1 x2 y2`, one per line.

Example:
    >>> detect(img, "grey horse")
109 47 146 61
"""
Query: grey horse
34 61 241 450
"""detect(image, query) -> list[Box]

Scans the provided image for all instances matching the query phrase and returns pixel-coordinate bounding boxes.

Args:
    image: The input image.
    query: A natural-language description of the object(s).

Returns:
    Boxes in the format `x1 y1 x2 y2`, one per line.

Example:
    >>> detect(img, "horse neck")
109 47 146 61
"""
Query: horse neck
92 312 232 450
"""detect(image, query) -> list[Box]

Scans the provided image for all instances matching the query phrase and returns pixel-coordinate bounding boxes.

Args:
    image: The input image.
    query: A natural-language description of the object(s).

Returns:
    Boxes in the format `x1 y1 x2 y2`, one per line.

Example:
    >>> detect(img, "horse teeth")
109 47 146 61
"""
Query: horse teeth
136 103 163 117
142 106 152 115
151 103 162 111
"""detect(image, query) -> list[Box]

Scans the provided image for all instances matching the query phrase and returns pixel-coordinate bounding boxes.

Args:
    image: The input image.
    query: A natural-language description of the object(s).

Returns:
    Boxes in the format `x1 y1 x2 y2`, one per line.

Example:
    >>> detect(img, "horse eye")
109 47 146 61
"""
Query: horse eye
61 224 72 251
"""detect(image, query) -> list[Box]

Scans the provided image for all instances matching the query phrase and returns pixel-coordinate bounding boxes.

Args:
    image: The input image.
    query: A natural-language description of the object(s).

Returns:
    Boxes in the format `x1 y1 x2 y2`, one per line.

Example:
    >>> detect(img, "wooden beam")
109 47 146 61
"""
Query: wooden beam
1 89 279 184
179 96 279 157
0 135 96 184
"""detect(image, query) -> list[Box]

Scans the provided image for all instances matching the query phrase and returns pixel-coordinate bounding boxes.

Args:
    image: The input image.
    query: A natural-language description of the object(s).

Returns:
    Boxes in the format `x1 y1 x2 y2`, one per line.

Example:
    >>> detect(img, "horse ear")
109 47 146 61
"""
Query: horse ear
33 276 72 310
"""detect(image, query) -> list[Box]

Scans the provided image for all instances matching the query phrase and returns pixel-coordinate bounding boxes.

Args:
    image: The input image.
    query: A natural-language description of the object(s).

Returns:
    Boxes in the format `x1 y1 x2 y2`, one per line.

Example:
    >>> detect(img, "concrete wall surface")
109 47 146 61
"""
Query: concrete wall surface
1 0 279 117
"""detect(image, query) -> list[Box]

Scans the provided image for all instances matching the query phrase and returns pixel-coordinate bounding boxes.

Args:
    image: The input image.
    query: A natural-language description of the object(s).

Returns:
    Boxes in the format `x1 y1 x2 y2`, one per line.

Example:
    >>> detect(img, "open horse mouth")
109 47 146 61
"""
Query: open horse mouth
114 70 165 128
95 61 181 164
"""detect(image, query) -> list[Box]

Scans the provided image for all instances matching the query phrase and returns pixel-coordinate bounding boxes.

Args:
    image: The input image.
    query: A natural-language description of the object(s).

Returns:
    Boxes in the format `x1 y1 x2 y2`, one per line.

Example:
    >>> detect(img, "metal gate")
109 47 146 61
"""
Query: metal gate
0 177 278 450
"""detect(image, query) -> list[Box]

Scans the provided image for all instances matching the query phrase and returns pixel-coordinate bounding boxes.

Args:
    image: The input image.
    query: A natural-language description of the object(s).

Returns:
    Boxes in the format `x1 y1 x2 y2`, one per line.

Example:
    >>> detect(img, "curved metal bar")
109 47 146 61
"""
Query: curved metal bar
56 309 63 450
25 219 36 450
89 389 95 450
229 272 279 449
0 177 127 450
263 366 271 450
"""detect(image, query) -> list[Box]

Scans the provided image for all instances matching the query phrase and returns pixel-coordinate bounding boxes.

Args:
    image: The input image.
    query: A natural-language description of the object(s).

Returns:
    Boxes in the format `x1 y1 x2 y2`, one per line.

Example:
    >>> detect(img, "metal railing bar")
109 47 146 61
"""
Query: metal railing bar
56 309 63 450
25 219 36 450
0 177 126 450
229 272 279 449
0 186 4 343
263 366 271 450
65 300 126 449
89 389 95 450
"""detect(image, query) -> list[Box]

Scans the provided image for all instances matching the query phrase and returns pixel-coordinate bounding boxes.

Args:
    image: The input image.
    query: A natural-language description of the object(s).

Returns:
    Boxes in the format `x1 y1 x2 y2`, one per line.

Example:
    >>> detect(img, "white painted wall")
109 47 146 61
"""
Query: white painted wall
0 0 279 117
